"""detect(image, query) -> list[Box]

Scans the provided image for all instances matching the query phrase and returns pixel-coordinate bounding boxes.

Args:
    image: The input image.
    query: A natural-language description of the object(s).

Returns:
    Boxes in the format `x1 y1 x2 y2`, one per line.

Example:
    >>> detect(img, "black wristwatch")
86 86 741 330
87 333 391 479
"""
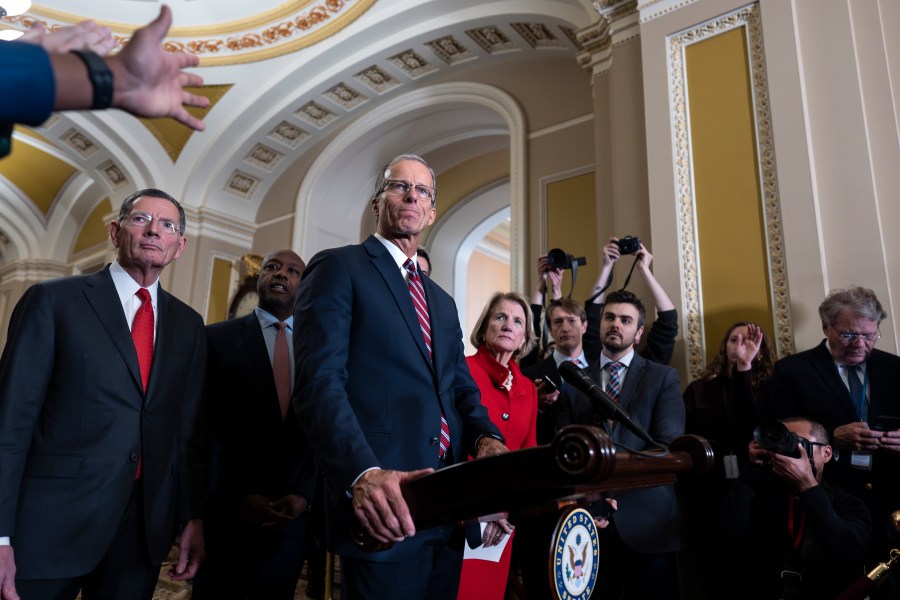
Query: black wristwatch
71 50 114 110
476 432 506 448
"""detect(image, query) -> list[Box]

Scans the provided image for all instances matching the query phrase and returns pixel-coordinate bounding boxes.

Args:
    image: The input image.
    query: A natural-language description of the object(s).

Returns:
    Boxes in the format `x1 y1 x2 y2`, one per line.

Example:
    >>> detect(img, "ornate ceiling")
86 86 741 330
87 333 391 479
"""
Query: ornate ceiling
0 0 605 265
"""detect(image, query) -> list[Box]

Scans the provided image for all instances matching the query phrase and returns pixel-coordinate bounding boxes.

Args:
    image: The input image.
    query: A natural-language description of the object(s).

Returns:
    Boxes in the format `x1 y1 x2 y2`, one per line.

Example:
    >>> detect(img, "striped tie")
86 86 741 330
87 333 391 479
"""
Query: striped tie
404 259 449 458
605 361 624 403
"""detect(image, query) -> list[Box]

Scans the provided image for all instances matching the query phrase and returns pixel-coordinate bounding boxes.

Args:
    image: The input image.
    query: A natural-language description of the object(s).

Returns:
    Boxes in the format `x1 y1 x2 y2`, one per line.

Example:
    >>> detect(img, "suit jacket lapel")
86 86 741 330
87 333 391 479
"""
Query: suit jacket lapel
364 236 434 370
83 267 144 394
811 340 860 421
146 288 176 402
618 353 645 413
239 313 282 417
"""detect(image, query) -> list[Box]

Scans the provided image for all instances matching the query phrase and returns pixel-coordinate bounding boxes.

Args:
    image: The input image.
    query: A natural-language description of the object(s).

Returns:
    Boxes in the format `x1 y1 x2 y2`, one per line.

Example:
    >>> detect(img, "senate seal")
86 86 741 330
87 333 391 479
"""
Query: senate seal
551 507 599 600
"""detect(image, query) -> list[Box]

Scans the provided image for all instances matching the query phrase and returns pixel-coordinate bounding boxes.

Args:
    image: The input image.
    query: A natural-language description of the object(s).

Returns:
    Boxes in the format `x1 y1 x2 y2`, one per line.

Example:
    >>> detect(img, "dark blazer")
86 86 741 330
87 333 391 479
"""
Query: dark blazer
293 235 499 560
585 352 685 553
769 340 900 524
205 313 316 506
521 355 592 445
0 266 206 579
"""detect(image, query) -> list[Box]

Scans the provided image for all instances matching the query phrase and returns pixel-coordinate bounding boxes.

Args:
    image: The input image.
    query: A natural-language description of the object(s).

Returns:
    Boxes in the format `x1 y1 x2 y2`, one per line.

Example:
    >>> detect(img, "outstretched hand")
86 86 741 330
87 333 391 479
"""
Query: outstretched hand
109 6 209 130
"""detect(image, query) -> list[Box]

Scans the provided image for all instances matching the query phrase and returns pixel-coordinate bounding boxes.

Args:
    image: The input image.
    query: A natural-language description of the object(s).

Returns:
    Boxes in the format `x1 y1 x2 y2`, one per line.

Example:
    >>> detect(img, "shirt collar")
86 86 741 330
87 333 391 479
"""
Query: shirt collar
254 306 293 330
600 348 635 368
110 260 159 306
374 232 419 273
553 349 588 369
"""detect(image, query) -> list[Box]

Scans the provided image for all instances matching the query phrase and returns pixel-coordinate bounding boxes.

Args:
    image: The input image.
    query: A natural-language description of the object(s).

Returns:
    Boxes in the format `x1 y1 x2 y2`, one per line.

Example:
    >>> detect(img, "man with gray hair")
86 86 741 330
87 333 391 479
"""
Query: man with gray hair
770 285 900 598
294 154 505 599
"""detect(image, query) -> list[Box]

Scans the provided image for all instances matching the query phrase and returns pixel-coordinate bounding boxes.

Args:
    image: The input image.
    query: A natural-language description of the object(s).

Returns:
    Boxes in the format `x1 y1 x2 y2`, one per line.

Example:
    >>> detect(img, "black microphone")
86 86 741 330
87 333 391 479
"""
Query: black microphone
558 361 657 446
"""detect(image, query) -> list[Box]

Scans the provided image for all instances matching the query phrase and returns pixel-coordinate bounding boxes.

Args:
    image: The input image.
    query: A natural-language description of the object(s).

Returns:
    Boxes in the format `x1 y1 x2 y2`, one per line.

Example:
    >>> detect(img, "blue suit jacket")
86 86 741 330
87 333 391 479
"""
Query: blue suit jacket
293 235 498 559
0 266 207 578
1 43 55 158
585 352 685 553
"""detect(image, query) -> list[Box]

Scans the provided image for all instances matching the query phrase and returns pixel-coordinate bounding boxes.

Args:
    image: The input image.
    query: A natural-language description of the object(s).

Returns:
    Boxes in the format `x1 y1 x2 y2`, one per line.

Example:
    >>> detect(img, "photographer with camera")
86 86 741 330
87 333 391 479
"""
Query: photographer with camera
720 417 871 600
583 237 678 365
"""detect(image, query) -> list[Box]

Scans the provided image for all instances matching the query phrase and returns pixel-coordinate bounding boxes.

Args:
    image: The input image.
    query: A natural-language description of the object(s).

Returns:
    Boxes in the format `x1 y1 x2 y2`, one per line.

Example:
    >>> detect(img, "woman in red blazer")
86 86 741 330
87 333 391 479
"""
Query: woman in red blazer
457 292 538 600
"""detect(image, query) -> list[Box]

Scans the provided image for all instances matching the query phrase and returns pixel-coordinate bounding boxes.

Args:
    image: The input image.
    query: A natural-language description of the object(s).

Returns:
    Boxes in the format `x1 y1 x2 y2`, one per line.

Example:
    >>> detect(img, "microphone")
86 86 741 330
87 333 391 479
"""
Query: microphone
558 361 658 446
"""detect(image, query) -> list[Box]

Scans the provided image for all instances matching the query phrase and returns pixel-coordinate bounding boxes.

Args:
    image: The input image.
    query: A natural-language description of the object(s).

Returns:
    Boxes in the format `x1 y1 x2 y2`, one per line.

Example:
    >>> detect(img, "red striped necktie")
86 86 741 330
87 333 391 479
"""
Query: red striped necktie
404 258 449 458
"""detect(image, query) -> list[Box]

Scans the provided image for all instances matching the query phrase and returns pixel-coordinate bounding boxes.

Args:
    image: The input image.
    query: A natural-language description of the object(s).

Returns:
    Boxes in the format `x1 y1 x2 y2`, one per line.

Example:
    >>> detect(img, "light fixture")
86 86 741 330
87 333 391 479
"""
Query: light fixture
0 1 32 18
0 29 24 40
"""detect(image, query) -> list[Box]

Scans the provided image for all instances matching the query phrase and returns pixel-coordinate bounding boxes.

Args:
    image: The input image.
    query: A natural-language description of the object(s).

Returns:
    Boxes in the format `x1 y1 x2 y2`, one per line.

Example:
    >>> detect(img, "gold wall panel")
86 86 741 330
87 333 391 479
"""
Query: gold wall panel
668 3 792 379
547 172 597 303
0 129 76 215
72 198 112 255
206 256 235 324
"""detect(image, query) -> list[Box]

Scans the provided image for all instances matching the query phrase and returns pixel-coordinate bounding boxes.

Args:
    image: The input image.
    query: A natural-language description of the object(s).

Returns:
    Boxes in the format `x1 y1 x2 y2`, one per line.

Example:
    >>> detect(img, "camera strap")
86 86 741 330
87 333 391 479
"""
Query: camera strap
782 495 806 600
618 256 640 291
567 260 580 299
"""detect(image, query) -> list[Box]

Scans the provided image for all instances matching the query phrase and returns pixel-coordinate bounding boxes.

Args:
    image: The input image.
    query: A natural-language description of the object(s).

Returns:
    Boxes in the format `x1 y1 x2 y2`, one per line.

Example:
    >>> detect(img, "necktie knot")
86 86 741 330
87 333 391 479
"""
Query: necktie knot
606 361 623 375
136 287 151 304
275 321 287 332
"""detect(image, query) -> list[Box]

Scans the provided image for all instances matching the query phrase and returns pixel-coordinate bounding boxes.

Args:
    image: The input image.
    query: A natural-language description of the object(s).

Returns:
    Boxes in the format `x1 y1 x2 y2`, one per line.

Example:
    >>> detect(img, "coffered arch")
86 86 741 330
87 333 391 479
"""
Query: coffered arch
294 81 527 289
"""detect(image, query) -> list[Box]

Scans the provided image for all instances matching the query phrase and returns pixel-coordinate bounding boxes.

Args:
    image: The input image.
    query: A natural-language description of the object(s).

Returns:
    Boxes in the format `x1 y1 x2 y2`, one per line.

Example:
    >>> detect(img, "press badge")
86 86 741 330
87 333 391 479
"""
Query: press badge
850 451 873 470
723 453 740 479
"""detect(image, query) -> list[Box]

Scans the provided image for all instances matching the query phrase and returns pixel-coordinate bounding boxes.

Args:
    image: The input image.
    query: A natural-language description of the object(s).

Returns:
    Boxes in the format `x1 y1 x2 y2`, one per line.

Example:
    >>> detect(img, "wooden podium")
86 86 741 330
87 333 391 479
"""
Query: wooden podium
355 425 713 549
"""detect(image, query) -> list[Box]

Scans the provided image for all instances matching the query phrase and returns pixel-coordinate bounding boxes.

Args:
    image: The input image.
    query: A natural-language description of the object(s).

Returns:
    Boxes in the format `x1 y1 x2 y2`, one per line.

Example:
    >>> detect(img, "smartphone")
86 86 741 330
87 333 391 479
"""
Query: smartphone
873 415 900 432
540 375 558 391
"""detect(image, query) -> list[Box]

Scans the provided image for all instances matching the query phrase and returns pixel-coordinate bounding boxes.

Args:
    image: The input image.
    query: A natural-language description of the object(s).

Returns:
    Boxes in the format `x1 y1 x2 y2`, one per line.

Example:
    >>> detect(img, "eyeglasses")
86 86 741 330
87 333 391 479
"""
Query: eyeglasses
121 211 182 236
834 330 880 344
381 180 435 204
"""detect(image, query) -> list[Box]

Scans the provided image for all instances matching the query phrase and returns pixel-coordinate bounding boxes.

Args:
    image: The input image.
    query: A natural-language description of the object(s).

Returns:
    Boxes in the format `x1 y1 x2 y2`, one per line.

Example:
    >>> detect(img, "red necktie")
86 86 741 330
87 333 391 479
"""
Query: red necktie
274 322 291 418
404 258 449 458
132 288 154 392
132 288 153 479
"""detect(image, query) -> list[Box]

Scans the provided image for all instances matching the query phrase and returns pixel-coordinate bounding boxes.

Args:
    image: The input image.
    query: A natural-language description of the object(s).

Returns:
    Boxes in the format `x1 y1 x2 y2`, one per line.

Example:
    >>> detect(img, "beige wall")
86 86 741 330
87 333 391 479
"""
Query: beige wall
641 0 900 381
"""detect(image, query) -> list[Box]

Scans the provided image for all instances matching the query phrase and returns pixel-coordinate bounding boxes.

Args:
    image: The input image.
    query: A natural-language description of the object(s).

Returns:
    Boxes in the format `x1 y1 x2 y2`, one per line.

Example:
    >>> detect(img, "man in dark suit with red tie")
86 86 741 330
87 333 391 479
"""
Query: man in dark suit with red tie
0 189 206 600
196 248 317 600
294 154 506 600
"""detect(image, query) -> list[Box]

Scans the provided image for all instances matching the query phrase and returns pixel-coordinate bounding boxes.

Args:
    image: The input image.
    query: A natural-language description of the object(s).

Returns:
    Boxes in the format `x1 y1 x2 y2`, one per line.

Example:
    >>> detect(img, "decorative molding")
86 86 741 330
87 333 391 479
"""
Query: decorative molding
638 0 701 24
96 160 129 190
244 144 284 172
388 50 437 79
268 121 310 149
426 36 475 65
510 23 565 49
295 101 338 129
293 82 528 292
0 259 69 285
225 171 260 199
466 26 517 55
580 0 638 75
194 207 257 247
323 83 368 110
353 65 400 94
59 128 98 159
667 3 792 379
18 0 378 66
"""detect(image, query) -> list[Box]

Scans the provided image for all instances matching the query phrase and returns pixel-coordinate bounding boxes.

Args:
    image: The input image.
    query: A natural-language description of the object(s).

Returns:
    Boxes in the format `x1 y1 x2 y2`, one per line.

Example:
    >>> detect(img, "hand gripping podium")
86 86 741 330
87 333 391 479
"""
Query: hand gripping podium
354 424 713 545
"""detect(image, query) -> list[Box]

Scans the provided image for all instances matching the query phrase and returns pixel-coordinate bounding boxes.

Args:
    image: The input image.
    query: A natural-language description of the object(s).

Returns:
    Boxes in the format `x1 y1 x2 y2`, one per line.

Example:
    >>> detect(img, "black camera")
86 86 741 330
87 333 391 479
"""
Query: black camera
753 419 813 460
616 236 641 255
546 248 586 270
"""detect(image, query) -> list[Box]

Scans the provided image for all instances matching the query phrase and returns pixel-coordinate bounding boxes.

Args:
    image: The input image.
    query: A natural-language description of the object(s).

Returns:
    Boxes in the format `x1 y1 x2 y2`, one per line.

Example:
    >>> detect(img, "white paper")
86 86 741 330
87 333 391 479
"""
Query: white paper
462 522 511 563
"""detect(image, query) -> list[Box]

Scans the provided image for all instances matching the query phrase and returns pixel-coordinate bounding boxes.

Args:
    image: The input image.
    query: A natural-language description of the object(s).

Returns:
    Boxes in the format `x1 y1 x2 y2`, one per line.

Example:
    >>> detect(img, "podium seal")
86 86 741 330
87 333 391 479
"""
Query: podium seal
551 507 599 600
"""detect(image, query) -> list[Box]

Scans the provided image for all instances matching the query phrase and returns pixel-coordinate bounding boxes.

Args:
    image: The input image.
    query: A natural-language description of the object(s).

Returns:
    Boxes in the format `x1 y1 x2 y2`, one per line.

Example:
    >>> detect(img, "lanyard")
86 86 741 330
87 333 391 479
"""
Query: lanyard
787 495 806 550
